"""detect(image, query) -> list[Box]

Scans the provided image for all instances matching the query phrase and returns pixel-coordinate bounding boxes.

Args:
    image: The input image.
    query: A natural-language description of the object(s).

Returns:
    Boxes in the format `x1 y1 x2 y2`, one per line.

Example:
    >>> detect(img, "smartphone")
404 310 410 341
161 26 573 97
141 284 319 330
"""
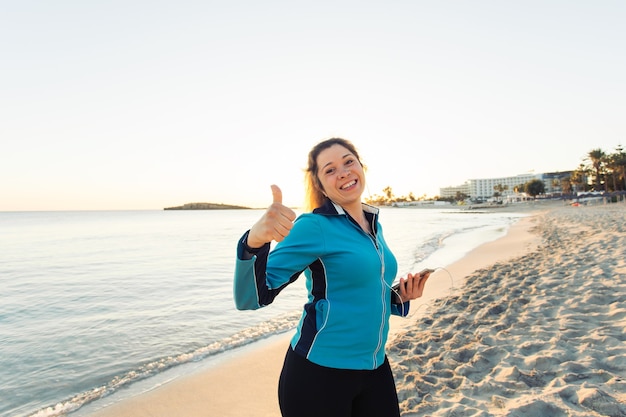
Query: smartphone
392 268 435 292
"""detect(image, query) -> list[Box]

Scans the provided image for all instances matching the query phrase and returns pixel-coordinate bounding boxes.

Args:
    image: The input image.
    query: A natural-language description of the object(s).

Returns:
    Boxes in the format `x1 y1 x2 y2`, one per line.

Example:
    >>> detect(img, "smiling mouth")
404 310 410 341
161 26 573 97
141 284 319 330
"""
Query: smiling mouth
341 180 357 190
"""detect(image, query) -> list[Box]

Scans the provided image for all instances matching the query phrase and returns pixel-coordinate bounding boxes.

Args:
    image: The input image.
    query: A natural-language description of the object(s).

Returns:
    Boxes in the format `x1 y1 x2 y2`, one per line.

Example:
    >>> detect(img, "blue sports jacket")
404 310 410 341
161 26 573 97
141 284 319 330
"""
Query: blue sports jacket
233 200 410 370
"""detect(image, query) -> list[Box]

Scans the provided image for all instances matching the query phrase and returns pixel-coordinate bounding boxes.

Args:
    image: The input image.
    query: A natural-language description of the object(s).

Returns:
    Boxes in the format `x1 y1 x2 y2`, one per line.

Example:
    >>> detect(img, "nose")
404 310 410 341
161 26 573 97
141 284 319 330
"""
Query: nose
339 168 351 178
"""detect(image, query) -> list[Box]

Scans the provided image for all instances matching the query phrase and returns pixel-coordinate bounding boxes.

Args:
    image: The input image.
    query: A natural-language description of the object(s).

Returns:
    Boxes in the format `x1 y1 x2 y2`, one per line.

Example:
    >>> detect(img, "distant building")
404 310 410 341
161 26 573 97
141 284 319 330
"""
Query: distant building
542 171 574 194
439 182 470 199
468 173 541 200
440 170 573 201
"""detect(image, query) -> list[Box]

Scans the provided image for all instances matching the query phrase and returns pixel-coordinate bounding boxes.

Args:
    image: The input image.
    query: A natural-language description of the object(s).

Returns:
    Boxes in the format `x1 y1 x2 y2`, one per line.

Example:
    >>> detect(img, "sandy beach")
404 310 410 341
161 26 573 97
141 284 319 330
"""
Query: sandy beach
391 202 626 417
87 201 626 417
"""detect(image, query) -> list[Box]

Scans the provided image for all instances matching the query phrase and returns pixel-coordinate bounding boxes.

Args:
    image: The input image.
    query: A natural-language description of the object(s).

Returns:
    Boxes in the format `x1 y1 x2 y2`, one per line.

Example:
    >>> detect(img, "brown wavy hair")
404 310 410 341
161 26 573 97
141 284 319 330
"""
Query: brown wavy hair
303 138 365 212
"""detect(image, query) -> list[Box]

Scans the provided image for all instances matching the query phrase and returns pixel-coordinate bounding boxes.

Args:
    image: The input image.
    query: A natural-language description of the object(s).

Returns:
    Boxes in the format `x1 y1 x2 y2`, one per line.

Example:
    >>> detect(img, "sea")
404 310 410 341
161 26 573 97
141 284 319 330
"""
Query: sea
0 207 529 417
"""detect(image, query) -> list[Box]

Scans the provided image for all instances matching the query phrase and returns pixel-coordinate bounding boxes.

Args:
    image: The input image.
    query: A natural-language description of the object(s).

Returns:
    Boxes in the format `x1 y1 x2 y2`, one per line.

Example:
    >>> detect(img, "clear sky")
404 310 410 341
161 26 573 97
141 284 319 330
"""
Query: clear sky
2 1 625 211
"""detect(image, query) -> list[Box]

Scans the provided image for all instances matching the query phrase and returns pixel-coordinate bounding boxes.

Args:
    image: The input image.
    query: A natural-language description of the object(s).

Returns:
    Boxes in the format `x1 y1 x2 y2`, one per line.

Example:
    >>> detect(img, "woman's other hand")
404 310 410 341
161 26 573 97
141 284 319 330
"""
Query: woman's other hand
397 269 432 301
246 185 296 248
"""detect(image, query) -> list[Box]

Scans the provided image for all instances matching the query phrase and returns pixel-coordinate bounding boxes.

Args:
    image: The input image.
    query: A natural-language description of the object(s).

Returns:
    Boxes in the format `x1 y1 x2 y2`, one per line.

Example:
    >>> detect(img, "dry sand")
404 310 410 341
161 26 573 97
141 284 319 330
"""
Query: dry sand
390 203 626 416
87 202 626 417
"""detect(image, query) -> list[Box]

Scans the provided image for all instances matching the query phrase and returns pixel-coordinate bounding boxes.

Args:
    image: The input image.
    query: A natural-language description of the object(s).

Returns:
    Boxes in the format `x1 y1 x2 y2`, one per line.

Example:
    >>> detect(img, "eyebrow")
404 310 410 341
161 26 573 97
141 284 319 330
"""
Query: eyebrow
321 153 353 170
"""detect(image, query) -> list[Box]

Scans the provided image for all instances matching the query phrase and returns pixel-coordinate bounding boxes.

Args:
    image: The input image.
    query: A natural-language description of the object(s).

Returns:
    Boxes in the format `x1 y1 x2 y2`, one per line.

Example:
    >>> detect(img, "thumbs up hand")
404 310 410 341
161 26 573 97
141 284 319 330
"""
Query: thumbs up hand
246 185 297 248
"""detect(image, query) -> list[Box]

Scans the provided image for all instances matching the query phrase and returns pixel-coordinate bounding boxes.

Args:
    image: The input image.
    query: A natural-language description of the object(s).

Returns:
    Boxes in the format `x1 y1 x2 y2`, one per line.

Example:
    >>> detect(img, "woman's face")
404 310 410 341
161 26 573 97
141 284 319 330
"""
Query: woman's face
316 144 365 208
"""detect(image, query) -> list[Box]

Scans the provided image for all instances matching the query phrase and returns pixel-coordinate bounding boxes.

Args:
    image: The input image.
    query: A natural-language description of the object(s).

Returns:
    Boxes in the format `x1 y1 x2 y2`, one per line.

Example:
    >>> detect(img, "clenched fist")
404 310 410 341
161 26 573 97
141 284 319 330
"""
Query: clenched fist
246 185 297 248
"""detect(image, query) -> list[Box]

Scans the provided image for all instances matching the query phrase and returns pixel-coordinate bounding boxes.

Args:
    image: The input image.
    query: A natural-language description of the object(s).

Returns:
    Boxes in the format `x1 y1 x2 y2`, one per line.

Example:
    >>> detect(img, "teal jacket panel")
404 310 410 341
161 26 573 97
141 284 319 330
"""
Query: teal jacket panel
233 200 409 370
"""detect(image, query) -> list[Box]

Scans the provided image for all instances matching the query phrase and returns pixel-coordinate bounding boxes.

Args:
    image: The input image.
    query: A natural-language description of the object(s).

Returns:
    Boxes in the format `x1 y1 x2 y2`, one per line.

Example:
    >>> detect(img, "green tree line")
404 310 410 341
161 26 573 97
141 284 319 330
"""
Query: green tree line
571 146 626 193
365 145 626 205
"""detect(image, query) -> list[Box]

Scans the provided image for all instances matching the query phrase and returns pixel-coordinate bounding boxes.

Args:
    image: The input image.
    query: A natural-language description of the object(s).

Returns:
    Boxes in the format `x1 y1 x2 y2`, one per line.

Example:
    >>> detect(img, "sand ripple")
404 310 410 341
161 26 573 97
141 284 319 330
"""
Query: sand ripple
389 204 626 417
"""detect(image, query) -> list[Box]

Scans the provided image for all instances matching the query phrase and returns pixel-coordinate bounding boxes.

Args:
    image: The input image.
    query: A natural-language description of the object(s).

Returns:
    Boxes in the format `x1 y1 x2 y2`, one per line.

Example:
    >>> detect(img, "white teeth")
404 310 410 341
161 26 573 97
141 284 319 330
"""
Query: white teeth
341 180 357 190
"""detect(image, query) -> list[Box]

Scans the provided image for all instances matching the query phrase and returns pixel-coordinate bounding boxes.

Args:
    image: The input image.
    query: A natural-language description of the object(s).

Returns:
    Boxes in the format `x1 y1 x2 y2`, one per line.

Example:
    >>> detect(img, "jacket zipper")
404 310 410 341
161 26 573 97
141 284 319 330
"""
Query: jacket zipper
352 216 387 369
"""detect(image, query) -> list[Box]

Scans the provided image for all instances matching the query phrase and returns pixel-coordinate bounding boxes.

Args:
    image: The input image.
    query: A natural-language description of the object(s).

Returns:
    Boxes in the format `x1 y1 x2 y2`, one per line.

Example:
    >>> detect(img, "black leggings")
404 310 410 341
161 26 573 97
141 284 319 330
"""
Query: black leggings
278 347 401 417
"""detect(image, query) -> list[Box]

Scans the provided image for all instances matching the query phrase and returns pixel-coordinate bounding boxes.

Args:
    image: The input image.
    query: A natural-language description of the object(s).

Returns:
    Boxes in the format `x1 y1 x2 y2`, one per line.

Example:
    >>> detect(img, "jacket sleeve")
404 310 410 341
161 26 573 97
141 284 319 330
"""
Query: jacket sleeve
391 300 410 317
233 231 271 310
233 216 323 310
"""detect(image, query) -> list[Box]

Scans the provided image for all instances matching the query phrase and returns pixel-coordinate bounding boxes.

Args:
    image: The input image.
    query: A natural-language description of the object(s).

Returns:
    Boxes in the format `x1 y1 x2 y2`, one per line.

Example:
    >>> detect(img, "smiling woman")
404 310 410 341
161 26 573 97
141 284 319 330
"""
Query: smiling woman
233 137 433 417
304 138 367 218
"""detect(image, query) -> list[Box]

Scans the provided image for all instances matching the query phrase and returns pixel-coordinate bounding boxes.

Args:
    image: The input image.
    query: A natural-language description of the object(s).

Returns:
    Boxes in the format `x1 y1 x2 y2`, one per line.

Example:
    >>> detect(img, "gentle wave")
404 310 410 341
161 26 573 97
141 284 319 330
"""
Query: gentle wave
27 311 301 417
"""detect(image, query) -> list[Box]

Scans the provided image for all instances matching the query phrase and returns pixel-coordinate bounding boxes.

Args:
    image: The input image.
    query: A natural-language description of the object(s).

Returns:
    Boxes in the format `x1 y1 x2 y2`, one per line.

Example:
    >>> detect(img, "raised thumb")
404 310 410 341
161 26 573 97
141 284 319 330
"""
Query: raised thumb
271 184 283 204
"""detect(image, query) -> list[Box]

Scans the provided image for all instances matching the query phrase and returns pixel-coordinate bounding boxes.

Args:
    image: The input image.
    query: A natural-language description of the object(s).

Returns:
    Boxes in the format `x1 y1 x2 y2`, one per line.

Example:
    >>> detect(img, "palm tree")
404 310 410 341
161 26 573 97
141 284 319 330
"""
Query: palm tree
606 151 621 192
560 176 572 195
493 183 508 201
571 164 589 193
587 148 606 191
382 186 394 204
612 145 626 191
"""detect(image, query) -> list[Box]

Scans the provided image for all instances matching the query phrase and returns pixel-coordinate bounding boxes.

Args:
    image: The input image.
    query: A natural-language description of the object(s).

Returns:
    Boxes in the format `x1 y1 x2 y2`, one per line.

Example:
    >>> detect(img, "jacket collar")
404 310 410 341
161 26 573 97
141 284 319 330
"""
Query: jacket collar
313 198 379 216
312 199 380 236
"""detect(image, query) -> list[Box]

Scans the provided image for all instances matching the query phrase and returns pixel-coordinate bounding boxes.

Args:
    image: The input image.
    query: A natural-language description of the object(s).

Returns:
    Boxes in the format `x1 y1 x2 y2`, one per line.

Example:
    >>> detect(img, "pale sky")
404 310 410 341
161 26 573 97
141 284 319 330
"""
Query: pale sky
2 1 625 211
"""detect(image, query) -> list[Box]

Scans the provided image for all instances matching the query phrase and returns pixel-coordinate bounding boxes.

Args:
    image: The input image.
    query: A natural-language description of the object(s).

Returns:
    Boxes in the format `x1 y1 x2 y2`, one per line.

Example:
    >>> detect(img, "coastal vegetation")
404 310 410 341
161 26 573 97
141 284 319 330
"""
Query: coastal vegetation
164 202 250 210
365 144 626 206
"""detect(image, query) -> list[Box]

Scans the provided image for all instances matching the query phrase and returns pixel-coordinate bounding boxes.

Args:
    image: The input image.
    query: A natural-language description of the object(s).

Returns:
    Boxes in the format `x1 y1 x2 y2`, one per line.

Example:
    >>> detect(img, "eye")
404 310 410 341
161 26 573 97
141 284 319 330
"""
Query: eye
324 167 336 175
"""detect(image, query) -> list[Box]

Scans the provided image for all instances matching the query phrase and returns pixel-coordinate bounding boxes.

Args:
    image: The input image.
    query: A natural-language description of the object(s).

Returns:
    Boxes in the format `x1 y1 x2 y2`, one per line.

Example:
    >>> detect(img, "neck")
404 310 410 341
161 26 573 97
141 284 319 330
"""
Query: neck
341 201 363 219
342 203 370 233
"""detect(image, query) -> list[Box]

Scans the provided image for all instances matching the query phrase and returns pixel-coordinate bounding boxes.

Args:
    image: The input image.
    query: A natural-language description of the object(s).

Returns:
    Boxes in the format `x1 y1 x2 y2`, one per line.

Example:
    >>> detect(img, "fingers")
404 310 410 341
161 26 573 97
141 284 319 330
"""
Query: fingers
267 207 294 241
397 276 409 298
246 185 296 247
400 271 431 300
256 185 297 244
404 274 417 295
417 271 430 293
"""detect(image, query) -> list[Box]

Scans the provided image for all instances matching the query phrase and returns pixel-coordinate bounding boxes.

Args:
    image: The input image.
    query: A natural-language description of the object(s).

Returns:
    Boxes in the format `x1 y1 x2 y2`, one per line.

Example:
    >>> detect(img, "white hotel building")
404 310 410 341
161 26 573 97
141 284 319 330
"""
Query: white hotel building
440 172 544 201
469 173 543 200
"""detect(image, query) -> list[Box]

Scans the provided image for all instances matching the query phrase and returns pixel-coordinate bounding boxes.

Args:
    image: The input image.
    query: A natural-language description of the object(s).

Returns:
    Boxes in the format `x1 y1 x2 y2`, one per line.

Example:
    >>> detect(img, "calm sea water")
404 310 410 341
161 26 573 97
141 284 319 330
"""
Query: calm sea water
0 208 527 417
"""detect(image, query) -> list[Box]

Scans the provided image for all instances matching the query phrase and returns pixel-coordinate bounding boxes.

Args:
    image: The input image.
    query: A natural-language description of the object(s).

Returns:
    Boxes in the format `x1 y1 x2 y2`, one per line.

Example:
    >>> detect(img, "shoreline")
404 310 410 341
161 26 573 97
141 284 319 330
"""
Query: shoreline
391 203 626 416
84 204 557 417
388 210 543 341
81 333 293 417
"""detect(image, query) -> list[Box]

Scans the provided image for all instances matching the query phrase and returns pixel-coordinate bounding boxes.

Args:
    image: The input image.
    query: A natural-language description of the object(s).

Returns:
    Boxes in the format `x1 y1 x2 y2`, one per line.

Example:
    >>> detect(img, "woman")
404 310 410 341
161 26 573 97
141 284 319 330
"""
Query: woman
233 138 430 417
